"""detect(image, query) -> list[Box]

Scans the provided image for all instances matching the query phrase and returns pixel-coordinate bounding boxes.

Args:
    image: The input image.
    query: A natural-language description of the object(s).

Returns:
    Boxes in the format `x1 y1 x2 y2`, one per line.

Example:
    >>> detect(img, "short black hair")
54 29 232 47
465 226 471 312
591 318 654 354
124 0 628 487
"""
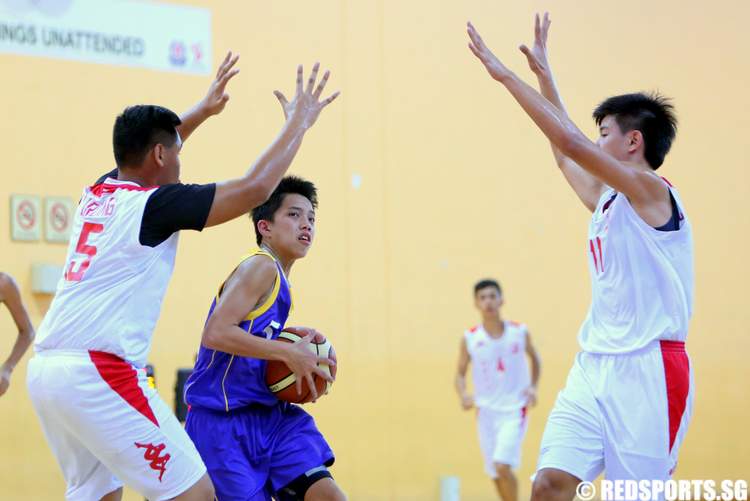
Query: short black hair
592 92 677 170
474 279 502 296
251 176 318 246
113 105 181 167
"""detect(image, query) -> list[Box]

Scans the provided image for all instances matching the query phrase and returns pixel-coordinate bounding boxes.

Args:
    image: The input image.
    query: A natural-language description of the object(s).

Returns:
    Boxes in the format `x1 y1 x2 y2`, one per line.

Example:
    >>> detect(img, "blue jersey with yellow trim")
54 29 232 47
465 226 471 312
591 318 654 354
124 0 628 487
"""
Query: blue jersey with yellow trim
184 250 292 411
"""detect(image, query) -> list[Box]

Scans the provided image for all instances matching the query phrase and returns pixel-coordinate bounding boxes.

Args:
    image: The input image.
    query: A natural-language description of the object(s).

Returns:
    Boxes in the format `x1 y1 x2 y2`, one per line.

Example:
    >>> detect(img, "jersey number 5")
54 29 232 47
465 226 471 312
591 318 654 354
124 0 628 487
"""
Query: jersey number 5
65 222 104 282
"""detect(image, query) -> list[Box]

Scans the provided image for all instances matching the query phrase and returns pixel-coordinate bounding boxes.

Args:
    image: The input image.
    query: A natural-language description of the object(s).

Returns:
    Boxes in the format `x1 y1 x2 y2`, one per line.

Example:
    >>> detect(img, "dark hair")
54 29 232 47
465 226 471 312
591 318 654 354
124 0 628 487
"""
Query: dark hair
592 92 677 170
251 176 318 245
113 105 181 167
474 279 502 296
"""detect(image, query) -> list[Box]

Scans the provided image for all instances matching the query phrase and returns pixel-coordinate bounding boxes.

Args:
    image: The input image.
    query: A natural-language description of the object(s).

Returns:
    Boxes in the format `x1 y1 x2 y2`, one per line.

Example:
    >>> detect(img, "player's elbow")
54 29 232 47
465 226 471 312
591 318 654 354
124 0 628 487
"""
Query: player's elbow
201 324 224 351
557 132 587 160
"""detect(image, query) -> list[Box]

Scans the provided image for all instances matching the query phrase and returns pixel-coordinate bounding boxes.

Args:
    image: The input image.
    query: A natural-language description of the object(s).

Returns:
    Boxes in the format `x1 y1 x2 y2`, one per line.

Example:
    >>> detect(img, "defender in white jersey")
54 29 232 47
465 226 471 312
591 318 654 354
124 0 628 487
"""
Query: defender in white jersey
27 54 340 501
456 279 541 501
467 13 693 500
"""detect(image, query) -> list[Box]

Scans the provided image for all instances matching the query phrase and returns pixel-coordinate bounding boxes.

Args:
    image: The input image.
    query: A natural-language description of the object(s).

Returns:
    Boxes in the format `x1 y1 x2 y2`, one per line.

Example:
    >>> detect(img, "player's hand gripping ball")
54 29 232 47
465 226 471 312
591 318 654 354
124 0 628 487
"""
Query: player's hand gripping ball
266 330 336 404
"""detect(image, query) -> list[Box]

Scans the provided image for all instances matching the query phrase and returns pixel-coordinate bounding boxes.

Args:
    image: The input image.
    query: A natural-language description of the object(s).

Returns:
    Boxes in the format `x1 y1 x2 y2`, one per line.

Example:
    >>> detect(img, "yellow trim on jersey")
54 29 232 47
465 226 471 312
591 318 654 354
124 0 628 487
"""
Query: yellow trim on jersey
245 271 280 321
221 319 253 412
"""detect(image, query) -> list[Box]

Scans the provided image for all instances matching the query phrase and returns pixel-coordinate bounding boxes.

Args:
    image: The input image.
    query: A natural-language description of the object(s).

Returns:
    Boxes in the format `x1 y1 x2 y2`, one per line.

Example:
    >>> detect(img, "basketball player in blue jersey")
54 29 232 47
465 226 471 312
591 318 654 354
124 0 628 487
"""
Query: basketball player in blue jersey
184 176 345 501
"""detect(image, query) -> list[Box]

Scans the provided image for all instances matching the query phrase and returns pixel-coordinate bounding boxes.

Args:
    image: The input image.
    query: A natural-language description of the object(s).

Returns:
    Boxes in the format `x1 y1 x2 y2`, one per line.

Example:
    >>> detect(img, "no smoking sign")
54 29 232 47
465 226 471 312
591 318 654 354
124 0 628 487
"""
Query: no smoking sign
45 197 74 243
10 195 41 241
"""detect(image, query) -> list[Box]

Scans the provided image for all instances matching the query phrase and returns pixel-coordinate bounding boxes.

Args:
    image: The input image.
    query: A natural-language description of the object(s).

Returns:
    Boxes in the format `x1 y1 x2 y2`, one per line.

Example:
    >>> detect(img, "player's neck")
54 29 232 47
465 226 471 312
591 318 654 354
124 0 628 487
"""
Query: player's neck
482 315 504 336
260 243 295 276
116 167 156 186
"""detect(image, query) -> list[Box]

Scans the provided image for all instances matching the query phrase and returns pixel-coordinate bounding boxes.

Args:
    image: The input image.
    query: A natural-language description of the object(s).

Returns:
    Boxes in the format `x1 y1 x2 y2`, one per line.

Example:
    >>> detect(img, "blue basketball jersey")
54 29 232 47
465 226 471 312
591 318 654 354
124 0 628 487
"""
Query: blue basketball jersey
185 250 292 411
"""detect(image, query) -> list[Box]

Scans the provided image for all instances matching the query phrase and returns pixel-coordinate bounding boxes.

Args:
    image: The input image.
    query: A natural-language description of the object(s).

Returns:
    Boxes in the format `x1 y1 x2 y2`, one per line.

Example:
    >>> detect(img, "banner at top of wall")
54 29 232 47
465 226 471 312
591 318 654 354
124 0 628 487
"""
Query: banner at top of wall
0 0 211 75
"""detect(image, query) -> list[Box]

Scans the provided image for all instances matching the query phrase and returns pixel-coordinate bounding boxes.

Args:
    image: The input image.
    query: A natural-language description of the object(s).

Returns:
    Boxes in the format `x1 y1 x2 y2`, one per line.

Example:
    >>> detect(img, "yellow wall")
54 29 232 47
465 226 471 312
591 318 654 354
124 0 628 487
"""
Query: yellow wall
1 1 748 499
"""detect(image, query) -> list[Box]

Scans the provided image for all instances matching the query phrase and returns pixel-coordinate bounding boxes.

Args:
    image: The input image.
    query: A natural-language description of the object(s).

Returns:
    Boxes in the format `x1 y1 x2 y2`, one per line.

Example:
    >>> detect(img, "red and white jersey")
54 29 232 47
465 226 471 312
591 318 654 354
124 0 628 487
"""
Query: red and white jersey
578 180 694 354
465 322 530 412
35 175 215 366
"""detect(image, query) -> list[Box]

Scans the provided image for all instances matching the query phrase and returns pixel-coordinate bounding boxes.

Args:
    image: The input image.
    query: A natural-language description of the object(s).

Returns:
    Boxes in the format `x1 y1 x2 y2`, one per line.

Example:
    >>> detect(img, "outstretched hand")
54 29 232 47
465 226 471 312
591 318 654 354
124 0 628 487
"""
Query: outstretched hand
201 51 240 116
519 13 552 77
274 62 340 130
466 21 513 83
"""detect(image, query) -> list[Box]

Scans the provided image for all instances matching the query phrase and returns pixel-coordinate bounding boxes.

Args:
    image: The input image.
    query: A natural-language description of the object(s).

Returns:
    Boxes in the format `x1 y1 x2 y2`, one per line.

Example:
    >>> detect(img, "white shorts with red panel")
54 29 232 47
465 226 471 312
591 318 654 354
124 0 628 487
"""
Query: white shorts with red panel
477 406 529 476
27 350 206 501
536 340 693 483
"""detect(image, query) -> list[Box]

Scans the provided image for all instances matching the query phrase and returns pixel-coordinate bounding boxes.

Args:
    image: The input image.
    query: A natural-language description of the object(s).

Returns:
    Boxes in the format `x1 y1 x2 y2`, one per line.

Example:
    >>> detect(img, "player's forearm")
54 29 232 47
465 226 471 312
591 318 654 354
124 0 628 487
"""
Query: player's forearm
2 327 34 372
177 102 213 143
530 355 540 388
454 374 469 398
202 324 290 362
501 73 586 157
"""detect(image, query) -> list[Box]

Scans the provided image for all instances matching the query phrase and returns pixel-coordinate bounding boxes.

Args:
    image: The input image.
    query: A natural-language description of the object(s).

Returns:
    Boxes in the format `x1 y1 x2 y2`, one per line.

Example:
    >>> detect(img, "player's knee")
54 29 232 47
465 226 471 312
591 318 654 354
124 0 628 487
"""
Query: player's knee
494 463 514 480
531 469 576 501
174 473 215 500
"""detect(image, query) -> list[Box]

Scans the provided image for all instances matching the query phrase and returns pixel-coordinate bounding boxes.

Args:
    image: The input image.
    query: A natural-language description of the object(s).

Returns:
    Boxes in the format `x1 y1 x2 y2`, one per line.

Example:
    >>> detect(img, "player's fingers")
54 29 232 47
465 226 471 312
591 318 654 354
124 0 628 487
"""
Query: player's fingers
216 51 231 79
321 91 340 107
314 366 333 382
543 13 551 40
467 22 484 49
313 70 330 99
306 62 320 94
306 373 319 400
468 42 482 59
296 64 303 95
295 375 302 396
219 68 240 89
274 90 289 108
534 13 540 39
317 355 336 366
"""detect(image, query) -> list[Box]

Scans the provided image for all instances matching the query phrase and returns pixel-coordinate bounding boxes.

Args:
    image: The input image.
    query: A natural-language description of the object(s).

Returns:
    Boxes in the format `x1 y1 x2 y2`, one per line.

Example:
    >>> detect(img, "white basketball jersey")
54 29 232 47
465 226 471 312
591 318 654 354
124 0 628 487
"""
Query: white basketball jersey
465 322 530 411
35 178 179 366
578 180 694 354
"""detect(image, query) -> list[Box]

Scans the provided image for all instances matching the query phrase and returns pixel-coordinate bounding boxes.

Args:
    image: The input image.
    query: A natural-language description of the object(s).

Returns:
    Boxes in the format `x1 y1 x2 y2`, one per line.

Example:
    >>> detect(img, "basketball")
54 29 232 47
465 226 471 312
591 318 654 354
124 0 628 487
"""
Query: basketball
266 331 336 404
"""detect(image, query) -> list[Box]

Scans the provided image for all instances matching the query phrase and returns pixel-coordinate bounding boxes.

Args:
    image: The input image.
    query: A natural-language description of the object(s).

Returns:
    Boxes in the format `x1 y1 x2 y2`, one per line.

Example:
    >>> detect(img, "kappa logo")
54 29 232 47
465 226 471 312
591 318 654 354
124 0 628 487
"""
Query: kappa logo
134 442 170 482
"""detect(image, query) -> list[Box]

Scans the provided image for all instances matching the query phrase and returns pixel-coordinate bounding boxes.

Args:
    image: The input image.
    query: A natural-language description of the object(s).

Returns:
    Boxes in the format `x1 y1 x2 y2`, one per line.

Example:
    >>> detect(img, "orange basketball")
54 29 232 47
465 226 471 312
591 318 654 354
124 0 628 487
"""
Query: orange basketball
265 331 336 404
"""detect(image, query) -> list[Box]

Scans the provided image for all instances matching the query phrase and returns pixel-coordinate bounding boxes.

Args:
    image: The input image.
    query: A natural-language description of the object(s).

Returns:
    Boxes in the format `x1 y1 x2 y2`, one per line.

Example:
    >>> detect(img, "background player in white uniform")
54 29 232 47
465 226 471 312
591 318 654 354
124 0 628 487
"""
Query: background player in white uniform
455 279 541 501
26 53 339 501
0 272 34 398
466 13 694 500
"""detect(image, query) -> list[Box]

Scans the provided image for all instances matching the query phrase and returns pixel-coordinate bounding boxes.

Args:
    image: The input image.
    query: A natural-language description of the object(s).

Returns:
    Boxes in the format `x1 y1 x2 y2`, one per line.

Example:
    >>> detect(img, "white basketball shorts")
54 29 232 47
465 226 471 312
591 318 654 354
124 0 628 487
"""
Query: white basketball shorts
27 350 206 501
536 340 693 483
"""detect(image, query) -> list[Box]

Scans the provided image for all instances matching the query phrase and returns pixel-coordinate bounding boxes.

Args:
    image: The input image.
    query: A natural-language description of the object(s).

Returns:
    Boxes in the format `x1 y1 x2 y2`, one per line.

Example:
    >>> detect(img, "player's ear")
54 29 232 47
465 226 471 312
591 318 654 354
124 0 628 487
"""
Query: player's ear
627 130 643 154
153 144 166 167
257 219 272 239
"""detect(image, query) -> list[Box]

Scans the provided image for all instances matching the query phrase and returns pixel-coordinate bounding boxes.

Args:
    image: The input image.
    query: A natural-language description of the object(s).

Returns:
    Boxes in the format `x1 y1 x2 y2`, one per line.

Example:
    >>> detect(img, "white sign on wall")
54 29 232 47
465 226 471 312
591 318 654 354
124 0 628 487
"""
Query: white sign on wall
10 194 41 241
0 0 212 75
44 196 74 243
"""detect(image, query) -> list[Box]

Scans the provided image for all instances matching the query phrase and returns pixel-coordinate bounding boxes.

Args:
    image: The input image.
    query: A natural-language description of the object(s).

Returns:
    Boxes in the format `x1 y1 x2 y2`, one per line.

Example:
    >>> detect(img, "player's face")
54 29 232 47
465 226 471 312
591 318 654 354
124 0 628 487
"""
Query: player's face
475 287 503 315
268 194 316 259
596 115 632 161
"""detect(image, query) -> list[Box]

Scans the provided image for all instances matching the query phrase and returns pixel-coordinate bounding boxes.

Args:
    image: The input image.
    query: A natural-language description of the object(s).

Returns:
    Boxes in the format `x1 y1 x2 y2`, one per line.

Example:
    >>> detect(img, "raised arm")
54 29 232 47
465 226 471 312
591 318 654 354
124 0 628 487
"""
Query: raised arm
0 273 35 397
455 337 474 410
177 51 240 143
524 330 541 407
201 256 333 400
467 21 666 209
204 63 339 227
519 14 604 212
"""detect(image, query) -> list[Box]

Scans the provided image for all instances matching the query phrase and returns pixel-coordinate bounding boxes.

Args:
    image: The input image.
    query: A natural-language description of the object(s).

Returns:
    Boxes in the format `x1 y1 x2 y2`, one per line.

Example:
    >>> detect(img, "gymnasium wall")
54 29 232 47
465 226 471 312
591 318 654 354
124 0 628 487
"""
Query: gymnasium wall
1 1 748 499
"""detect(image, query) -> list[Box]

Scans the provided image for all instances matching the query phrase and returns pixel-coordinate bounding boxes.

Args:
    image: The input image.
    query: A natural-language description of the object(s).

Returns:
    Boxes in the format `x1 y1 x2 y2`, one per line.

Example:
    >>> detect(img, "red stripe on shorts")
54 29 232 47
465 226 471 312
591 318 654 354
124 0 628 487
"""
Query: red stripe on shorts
89 351 159 427
660 340 689 452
